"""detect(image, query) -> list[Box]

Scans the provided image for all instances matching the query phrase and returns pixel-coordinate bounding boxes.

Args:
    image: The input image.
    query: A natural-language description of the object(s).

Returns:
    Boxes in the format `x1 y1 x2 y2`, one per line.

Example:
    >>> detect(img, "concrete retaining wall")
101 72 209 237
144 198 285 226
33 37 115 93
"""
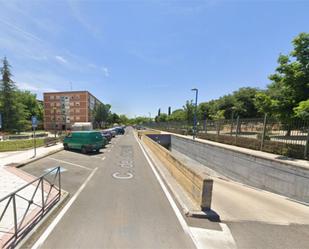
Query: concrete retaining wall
141 134 213 210
171 135 309 203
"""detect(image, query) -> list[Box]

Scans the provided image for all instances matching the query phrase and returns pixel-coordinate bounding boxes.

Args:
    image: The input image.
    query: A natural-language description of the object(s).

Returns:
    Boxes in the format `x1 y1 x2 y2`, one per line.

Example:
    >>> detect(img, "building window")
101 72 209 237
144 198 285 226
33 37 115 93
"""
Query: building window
75 102 80 106
75 109 80 113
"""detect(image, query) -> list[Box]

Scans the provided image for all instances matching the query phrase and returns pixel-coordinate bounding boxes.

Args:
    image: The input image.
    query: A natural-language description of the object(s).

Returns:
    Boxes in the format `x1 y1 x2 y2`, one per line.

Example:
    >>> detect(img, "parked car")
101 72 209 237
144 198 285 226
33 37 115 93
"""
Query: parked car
63 131 106 153
101 130 112 142
113 126 125 135
105 128 116 137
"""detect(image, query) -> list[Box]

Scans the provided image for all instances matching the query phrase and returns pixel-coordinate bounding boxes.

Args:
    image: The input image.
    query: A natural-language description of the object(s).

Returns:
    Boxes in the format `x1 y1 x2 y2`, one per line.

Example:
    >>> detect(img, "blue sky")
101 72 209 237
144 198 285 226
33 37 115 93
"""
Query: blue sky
0 0 308 117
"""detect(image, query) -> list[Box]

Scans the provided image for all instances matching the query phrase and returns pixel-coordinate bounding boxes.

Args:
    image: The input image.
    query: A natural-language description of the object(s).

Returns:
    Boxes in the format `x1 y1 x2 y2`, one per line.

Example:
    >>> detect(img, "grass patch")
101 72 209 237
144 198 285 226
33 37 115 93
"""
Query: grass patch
0 138 45 152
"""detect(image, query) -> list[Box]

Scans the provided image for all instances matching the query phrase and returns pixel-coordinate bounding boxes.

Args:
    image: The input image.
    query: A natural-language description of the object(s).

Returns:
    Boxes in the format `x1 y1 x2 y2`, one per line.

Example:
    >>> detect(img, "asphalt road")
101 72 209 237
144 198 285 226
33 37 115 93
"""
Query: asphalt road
20 127 309 249
26 128 196 249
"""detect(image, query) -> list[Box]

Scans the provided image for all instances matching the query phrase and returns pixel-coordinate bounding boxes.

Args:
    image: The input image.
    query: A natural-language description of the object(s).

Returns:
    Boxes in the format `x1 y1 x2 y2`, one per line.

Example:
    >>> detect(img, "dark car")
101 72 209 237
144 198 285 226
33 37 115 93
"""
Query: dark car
101 131 112 142
113 127 125 135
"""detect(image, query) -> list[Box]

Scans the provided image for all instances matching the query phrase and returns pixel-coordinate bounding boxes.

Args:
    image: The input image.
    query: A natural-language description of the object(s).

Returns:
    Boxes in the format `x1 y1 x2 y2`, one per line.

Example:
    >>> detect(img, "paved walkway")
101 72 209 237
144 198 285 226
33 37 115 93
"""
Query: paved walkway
0 167 59 248
0 143 63 167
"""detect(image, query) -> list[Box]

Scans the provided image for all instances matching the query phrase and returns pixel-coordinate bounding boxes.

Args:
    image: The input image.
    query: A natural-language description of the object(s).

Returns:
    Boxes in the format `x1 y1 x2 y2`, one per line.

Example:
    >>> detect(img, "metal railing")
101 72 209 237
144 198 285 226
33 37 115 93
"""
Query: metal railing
144 117 309 159
0 167 61 249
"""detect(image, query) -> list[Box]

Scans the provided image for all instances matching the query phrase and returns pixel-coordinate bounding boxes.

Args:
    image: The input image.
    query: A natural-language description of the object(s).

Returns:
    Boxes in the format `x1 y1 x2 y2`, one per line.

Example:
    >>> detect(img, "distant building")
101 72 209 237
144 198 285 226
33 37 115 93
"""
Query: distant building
43 91 102 130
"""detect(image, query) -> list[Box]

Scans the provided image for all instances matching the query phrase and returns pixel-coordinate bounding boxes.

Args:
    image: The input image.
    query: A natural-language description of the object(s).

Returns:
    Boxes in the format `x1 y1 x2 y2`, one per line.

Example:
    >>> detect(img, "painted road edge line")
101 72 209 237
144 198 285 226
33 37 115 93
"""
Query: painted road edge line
31 167 98 249
134 133 200 249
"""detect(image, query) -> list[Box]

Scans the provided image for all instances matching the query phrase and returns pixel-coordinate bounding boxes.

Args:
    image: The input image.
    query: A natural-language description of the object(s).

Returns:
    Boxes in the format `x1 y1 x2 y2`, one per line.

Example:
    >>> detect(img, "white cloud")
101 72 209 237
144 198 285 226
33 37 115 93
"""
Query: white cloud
102 66 109 77
55 55 67 64
17 81 58 93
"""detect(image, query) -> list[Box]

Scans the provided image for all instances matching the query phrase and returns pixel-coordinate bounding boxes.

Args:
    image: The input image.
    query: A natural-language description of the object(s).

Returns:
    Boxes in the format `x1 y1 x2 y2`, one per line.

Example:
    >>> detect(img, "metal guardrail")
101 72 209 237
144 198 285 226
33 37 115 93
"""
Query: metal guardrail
144 118 309 159
0 167 61 249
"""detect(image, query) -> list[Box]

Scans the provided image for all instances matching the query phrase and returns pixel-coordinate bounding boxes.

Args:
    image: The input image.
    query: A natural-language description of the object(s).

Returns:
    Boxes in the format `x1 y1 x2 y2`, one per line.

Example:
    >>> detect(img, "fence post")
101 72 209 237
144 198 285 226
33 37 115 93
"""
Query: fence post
235 116 240 143
230 117 234 136
304 126 309 159
260 113 268 151
203 116 206 131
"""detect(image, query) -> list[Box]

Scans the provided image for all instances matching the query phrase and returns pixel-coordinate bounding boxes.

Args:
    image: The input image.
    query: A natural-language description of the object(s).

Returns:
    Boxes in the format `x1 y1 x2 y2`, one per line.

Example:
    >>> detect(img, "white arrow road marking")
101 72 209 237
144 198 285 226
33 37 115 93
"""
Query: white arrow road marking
189 223 237 249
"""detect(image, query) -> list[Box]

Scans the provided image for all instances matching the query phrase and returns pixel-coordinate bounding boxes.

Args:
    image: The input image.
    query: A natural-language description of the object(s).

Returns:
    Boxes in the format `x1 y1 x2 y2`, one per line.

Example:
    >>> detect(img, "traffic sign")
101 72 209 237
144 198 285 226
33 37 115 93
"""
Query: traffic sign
31 116 38 128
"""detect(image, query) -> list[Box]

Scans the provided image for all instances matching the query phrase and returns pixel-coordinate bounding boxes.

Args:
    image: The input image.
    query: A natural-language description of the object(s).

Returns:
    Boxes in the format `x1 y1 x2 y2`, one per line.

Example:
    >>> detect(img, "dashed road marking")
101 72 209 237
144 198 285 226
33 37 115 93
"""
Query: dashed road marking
102 156 106 161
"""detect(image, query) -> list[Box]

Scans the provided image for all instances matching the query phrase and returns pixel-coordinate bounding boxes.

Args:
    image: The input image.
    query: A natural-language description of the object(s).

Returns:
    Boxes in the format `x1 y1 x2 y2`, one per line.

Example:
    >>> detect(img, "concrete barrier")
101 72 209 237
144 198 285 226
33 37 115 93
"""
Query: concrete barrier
137 130 161 139
140 134 213 210
171 135 309 204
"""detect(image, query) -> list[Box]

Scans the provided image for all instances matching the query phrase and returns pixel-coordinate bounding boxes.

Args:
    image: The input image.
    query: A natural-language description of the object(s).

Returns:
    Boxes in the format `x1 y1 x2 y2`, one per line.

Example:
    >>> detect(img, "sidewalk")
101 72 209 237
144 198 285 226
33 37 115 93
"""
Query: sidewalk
0 144 63 247
0 143 63 167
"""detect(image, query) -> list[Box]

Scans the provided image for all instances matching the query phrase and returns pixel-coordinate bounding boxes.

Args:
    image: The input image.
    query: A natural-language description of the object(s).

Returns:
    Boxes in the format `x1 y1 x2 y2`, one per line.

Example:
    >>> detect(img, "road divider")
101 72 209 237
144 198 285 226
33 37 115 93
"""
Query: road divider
139 132 213 211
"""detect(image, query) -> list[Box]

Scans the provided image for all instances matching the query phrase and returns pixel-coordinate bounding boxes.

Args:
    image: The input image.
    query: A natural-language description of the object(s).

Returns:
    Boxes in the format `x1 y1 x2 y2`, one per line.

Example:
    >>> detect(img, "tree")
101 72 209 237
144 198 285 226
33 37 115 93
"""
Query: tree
16 90 43 120
93 103 111 128
183 100 195 123
294 100 309 120
0 57 19 131
107 113 120 125
155 113 168 122
256 33 309 123
232 87 260 118
119 114 129 125
167 109 186 121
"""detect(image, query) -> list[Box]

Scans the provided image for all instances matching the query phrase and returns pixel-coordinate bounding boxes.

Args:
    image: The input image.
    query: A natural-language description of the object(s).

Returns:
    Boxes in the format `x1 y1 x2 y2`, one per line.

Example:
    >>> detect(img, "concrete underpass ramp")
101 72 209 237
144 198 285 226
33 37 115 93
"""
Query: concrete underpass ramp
33 128 196 249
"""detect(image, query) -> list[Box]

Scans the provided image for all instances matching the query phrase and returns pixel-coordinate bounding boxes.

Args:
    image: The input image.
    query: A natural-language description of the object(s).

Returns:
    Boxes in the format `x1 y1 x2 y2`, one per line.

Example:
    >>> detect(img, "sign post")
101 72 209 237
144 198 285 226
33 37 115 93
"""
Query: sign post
31 116 38 157
0 113 2 141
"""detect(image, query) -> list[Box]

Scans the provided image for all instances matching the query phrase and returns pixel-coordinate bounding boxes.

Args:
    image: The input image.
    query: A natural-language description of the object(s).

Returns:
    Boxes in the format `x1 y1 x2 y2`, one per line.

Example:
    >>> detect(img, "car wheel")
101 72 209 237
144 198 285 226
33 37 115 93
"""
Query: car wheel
96 148 100 152
81 146 87 154
64 143 69 150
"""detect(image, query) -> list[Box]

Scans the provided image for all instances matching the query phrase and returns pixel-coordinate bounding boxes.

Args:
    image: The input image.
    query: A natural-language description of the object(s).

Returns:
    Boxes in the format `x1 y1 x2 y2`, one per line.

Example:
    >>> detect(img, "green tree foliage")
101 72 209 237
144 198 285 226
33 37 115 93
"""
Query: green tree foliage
93 103 111 128
0 57 24 131
167 109 186 121
294 99 309 120
255 32 309 122
0 57 15 130
183 100 195 123
155 113 168 122
118 114 129 124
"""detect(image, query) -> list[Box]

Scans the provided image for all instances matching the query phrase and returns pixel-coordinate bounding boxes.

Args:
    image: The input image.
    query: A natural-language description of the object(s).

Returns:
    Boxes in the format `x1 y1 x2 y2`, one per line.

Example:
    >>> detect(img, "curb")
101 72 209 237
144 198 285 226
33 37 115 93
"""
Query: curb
8 146 64 168
15 191 70 249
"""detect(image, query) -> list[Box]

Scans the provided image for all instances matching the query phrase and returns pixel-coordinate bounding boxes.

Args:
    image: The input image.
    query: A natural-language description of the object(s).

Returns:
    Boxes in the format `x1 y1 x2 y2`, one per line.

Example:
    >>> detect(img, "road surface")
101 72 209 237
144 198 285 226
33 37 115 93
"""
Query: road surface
31 128 196 249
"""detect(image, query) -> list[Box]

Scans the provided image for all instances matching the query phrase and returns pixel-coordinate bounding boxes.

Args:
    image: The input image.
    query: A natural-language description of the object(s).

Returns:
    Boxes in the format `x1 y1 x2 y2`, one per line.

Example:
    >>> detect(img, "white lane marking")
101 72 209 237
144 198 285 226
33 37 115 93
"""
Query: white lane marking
112 172 133 179
48 157 92 171
134 133 200 249
31 167 98 249
189 224 237 249
101 156 106 161
107 150 111 152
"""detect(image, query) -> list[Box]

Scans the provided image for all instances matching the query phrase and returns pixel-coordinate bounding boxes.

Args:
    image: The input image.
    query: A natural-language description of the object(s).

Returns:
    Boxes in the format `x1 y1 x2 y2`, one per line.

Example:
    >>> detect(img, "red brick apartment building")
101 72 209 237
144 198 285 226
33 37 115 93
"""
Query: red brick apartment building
43 91 102 130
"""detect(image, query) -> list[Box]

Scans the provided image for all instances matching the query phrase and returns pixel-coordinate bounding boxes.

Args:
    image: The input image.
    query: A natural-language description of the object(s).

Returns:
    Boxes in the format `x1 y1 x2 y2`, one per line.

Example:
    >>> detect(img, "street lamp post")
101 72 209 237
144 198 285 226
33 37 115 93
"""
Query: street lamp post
191 88 198 139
